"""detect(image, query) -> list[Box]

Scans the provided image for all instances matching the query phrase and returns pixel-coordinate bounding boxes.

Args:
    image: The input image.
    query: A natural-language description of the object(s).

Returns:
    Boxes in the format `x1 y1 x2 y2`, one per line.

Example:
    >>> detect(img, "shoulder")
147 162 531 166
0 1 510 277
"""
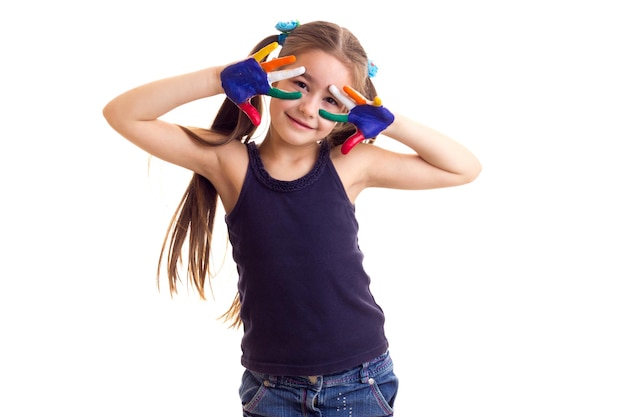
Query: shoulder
201 137 248 181
208 139 249 213
181 128 248 177
177 126 249 194
329 141 387 175
330 140 429 194
329 142 381 201
214 137 249 162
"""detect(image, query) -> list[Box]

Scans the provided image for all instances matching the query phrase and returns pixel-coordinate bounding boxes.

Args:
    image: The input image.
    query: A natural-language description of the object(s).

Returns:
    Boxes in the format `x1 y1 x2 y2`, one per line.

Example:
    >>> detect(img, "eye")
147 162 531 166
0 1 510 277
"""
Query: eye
323 96 339 107
293 80 308 91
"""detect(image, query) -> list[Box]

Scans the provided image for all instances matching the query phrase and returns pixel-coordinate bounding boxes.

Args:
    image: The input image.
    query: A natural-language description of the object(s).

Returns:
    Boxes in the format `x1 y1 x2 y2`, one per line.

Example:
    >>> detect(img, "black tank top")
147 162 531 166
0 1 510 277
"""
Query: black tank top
225 140 388 376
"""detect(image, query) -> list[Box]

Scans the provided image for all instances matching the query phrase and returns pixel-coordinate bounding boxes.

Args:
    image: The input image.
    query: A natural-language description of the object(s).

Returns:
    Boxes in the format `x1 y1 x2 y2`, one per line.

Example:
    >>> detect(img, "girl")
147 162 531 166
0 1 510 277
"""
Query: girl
103 20 480 417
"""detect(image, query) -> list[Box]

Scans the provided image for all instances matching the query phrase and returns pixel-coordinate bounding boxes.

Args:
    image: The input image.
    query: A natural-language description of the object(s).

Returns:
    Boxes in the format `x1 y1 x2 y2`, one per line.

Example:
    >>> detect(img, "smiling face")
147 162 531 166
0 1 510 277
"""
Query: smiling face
267 49 354 148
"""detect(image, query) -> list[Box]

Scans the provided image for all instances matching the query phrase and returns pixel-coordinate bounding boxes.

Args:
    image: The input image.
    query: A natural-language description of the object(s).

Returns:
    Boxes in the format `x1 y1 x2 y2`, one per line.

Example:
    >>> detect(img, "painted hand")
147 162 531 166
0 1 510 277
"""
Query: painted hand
220 42 305 126
319 85 395 154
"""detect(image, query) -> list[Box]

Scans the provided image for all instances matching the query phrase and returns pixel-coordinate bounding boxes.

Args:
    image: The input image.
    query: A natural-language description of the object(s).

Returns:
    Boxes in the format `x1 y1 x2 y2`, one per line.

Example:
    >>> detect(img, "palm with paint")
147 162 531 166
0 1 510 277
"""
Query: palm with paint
220 42 305 126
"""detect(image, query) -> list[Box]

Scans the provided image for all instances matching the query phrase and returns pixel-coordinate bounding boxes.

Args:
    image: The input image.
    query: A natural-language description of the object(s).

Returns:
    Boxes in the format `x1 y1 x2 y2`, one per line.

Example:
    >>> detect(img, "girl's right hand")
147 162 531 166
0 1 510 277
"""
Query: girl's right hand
220 42 305 126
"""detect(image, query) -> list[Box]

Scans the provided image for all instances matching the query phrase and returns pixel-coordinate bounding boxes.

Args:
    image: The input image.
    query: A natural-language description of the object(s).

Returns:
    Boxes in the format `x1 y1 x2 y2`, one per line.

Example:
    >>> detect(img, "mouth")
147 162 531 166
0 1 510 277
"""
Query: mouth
287 114 314 130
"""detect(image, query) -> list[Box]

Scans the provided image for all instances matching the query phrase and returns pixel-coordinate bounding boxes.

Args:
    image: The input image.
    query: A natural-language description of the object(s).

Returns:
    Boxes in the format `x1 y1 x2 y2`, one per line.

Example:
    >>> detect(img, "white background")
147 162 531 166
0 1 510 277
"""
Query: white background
1 1 625 416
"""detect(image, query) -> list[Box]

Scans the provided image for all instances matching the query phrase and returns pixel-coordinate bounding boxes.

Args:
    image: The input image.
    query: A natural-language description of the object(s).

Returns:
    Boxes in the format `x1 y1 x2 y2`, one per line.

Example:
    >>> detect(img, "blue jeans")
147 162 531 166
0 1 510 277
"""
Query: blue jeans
239 351 399 417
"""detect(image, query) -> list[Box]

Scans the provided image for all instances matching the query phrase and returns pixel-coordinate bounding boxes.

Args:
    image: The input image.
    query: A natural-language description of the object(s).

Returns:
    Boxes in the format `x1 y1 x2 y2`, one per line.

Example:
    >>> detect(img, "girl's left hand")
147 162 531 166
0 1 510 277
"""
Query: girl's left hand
319 85 395 154
221 42 305 126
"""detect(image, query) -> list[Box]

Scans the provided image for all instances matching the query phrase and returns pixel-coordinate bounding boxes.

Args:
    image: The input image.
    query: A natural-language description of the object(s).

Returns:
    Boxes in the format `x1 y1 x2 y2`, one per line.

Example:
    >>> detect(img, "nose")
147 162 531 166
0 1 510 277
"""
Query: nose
297 95 317 118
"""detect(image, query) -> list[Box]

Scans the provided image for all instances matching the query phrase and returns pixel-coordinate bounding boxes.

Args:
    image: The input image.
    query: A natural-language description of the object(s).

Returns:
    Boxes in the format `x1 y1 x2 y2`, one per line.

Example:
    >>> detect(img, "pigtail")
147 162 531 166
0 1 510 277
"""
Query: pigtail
157 172 218 300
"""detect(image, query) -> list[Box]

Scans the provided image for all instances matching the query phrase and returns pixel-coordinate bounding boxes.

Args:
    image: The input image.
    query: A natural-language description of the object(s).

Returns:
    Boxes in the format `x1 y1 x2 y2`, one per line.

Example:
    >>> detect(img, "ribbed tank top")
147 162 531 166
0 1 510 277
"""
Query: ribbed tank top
225 140 388 376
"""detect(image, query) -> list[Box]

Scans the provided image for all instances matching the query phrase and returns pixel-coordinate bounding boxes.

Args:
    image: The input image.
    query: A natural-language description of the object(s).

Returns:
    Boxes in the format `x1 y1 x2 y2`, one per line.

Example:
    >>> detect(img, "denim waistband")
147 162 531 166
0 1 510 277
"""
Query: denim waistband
253 351 393 388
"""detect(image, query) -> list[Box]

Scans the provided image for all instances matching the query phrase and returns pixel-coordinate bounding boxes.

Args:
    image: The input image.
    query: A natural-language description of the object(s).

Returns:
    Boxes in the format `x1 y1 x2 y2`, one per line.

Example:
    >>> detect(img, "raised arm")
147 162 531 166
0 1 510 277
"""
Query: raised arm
323 84 481 191
372 114 482 189
103 43 305 177
102 66 228 176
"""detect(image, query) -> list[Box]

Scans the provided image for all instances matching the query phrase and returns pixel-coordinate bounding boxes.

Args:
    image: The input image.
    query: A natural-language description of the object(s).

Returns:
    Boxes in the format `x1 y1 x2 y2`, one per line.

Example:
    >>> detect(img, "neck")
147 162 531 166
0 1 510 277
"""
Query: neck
257 135 322 181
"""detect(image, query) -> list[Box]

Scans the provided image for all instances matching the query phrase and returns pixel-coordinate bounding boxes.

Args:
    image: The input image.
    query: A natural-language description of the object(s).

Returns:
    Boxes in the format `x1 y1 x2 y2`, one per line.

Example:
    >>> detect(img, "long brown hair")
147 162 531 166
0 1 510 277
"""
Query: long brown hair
158 21 377 327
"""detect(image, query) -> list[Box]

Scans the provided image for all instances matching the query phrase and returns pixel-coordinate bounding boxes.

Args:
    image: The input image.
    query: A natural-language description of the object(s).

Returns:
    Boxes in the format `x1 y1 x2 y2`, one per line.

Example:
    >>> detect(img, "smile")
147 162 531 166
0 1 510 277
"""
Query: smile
287 114 314 130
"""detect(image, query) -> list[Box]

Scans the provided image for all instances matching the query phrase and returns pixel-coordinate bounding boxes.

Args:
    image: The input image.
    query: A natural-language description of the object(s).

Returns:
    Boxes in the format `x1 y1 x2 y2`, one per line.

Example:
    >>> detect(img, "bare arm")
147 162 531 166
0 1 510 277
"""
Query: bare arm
102 66 229 177
383 113 480 184
341 113 481 194
325 84 481 194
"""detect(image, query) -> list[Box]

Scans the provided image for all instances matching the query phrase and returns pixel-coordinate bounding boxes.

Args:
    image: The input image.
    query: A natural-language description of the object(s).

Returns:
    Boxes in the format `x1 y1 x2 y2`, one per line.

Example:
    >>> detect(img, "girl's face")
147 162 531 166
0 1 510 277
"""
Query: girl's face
268 49 354 147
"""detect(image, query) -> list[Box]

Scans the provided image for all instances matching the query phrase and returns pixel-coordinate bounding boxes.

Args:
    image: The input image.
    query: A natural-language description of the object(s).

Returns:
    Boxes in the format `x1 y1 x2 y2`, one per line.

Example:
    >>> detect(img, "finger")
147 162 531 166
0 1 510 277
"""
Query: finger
238 101 261 126
261 55 296 73
267 66 305 83
329 84 355 110
252 42 279 62
268 88 302 100
341 130 366 154
319 109 349 123
343 86 367 106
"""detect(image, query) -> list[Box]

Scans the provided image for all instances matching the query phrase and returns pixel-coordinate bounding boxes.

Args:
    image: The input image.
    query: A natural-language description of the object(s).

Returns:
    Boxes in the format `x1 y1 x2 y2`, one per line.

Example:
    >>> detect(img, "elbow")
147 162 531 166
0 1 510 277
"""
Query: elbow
102 100 117 128
447 156 481 186
102 99 126 134
461 159 482 184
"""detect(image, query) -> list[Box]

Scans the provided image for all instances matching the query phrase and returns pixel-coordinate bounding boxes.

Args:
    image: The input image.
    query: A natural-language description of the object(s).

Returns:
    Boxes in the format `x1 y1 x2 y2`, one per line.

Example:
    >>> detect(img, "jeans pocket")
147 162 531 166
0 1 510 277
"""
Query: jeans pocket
368 370 399 415
239 370 269 413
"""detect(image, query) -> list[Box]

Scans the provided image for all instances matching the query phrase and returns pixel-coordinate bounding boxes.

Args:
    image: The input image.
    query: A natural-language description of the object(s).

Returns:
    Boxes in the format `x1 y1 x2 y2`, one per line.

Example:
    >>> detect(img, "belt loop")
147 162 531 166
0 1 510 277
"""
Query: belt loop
359 359 370 383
